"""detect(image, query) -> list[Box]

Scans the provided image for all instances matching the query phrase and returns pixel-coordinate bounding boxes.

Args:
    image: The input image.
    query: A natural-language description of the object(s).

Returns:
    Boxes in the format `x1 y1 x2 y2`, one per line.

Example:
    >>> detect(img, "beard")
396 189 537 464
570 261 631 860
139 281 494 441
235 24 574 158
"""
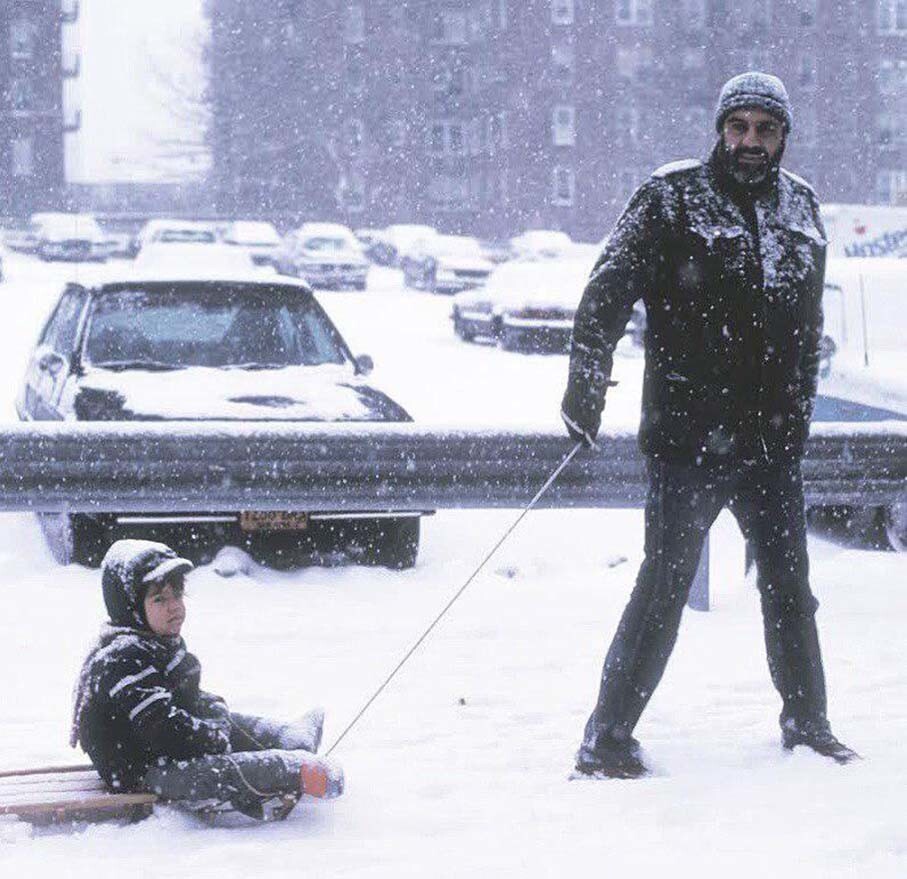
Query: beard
718 137 784 191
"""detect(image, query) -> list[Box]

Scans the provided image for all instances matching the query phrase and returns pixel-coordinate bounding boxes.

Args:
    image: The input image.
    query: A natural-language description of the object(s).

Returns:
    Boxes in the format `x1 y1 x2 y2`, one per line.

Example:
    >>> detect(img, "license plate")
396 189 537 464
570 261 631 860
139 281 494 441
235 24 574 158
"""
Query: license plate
239 511 309 532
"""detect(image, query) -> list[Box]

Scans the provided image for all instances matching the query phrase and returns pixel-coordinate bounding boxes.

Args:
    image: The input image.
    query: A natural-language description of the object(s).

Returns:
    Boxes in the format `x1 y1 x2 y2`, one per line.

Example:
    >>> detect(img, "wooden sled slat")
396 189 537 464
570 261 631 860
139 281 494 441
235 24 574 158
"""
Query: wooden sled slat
0 764 157 825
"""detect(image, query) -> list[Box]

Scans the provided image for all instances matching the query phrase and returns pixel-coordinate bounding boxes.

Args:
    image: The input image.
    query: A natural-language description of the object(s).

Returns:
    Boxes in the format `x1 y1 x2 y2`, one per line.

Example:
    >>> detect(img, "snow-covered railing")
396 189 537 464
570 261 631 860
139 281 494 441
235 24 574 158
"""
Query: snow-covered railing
0 421 903 513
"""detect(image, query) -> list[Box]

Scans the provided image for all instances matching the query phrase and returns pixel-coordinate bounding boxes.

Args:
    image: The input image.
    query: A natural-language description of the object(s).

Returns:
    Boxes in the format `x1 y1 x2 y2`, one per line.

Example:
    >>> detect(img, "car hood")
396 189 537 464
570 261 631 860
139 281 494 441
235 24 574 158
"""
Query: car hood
436 256 493 273
298 250 367 266
72 363 411 422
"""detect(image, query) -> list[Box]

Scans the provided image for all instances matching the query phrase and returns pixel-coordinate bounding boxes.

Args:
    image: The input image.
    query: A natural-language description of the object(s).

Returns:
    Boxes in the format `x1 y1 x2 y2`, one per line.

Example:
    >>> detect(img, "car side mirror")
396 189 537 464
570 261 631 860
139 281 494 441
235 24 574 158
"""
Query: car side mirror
38 351 66 377
354 354 374 376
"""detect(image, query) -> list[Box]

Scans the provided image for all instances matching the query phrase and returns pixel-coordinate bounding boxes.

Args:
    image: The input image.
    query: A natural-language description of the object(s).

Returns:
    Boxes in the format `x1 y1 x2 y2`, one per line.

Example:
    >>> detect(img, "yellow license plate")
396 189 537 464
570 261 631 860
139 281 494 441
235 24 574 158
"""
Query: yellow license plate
239 511 309 532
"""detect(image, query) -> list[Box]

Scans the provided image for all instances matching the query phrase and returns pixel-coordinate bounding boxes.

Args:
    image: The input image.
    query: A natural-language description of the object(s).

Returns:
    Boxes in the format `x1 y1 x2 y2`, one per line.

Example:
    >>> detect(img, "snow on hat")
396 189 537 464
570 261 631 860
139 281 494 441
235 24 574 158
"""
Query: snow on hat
101 539 193 628
715 71 792 133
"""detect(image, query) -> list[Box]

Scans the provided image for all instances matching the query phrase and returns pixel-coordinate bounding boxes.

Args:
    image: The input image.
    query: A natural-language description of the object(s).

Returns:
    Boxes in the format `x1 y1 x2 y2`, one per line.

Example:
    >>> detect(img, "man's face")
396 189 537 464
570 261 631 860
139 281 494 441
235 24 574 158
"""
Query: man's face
721 107 785 186
143 577 186 637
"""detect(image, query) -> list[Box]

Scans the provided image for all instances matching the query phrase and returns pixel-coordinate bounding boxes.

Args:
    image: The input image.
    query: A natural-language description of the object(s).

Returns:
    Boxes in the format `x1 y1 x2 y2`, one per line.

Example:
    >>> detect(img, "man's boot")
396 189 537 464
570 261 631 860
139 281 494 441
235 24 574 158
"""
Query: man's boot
781 718 860 765
573 735 650 780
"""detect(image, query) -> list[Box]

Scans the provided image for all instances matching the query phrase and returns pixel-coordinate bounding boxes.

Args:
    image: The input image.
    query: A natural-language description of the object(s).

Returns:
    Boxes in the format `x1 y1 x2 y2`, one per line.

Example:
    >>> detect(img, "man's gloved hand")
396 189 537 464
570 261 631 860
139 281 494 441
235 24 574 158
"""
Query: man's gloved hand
561 380 601 448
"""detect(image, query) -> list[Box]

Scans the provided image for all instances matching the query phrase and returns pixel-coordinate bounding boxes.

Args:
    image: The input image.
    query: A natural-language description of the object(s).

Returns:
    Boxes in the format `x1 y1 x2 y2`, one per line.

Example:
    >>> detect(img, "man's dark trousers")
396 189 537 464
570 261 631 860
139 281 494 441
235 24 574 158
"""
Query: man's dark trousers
581 454 828 755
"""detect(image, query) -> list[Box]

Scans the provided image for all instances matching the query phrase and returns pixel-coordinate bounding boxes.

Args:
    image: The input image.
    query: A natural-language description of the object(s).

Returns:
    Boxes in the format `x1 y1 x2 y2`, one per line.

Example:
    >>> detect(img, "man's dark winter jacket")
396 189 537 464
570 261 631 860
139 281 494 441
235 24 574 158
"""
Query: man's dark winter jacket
71 547 230 791
565 148 827 463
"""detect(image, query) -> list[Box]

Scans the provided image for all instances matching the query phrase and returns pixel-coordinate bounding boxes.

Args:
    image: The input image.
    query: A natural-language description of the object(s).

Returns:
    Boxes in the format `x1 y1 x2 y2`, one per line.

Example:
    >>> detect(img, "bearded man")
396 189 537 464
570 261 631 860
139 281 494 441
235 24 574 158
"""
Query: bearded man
561 72 858 778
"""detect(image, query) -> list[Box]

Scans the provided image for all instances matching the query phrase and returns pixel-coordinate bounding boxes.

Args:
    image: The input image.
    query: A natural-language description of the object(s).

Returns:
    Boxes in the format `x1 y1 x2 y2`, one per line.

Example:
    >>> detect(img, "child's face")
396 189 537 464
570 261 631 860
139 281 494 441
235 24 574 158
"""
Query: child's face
143 577 186 637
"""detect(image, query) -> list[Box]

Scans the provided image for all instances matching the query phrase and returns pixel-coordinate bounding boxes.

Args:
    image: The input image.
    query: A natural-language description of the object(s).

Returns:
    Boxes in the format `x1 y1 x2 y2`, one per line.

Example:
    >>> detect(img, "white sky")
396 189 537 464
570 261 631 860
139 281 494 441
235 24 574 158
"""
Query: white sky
68 0 207 184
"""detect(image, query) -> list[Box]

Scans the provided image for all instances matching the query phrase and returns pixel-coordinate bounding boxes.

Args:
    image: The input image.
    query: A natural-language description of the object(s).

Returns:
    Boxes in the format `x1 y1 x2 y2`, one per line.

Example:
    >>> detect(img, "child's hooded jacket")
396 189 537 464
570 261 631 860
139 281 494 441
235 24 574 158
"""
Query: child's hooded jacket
71 540 231 791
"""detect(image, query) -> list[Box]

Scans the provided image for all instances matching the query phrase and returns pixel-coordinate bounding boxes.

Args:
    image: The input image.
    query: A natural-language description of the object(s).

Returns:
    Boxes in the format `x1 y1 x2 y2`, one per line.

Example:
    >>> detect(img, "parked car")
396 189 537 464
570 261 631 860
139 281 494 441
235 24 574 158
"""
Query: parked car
380 224 438 266
479 239 516 265
353 228 391 264
33 213 108 262
134 219 219 255
509 229 576 261
401 234 494 294
17 266 425 569
220 220 282 266
275 222 369 290
2 222 40 253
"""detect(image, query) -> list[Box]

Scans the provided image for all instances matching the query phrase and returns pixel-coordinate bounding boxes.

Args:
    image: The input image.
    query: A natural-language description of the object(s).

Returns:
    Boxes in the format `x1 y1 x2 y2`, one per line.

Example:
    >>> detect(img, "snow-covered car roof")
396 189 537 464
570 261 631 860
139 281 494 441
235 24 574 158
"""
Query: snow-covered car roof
221 220 281 245
73 250 310 291
510 229 575 258
455 254 595 312
294 222 357 239
34 213 103 237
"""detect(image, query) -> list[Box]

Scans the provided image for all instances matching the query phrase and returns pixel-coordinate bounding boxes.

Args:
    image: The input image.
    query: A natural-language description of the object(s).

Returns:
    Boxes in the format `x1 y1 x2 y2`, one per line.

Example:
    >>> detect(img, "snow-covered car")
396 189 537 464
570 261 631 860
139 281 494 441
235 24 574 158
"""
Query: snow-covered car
134 241 268 276
380 224 438 266
220 220 282 266
509 229 576 261
2 221 40 253
451 255 592 352
134 219 219 255
353 227 390 264
274 222 369 290
17 266 424 570
401 234 494 294
33 213 108 262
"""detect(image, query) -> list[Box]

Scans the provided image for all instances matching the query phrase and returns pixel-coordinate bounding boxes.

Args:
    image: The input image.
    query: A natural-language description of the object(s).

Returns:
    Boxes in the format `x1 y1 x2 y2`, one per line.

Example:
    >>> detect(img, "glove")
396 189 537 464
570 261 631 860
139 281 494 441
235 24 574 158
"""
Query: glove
561 379 601 448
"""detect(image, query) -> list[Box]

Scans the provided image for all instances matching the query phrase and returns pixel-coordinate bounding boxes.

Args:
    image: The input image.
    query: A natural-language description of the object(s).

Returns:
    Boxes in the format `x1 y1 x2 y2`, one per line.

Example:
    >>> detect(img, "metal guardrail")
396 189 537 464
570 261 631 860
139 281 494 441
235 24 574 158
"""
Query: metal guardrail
0 422 904 513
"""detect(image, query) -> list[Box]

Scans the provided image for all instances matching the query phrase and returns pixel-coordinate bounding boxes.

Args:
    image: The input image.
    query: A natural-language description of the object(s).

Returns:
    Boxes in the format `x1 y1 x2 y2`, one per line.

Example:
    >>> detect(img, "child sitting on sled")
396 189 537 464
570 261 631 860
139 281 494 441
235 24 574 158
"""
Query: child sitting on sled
71 539 343 820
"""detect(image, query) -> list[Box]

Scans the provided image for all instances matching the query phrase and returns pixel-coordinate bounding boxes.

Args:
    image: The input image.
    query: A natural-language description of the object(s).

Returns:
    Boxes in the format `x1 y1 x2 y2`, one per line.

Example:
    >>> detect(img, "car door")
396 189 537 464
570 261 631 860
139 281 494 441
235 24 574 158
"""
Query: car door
23 285 88 420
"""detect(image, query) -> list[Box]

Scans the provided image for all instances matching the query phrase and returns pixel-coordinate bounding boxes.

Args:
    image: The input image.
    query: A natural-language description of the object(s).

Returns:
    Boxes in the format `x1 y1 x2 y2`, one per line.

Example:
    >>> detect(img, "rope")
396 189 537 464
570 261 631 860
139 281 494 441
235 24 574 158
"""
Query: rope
325 441 585 757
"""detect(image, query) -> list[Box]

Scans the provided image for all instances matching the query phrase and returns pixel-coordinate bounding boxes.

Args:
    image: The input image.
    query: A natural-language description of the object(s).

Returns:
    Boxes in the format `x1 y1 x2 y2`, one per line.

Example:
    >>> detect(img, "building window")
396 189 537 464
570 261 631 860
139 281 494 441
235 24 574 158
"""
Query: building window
879 58 907 94
876 169 907 203
551 41 575 83
879 0 907 33
431 8 469 45
798 0 818 27
616 104 640 146
487 112 507 154
338 173 366 212
344 119 364 154
878 111 902 147
552 105 576 146
681 0 707 29
616 0 653 26
551 0 575 25
552 167 575 206
428 120 467 155
10 18 36 59
343 4 365 45
428 172 470 210
11 136 34 177
616 46 654 80
749 0 772 29
9 79 33 111
798 54 817 89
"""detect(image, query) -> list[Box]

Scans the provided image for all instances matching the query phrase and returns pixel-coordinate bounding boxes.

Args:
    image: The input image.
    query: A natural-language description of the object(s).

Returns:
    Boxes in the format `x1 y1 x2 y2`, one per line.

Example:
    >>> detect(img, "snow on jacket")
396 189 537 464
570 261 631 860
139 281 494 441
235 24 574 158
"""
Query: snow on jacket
566 144 827 463
71 542 230 791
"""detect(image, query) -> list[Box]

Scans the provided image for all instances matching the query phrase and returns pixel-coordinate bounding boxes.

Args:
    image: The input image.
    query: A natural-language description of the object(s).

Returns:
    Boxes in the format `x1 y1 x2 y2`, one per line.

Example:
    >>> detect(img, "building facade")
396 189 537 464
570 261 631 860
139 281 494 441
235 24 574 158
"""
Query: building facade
0 0 79 219
207 0 907 240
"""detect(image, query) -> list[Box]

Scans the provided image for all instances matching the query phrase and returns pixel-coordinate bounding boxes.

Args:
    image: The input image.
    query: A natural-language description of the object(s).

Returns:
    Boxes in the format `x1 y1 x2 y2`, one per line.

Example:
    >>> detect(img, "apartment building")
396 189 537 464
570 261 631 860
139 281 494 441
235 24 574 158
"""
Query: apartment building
207 1 907 239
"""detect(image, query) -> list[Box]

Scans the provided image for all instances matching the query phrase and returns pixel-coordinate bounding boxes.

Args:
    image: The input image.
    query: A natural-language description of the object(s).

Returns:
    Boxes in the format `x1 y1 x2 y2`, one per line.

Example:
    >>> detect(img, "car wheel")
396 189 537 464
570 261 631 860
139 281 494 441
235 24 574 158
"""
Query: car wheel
363 517 420 570
38 513 108 567
884 501 907 551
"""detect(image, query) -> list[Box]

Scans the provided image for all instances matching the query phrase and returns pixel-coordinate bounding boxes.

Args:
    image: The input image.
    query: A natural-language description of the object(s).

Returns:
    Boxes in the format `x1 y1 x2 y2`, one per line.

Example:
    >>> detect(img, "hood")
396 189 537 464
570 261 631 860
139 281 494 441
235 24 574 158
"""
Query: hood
436 255 493 273
72 363 411 422
101 539 193 629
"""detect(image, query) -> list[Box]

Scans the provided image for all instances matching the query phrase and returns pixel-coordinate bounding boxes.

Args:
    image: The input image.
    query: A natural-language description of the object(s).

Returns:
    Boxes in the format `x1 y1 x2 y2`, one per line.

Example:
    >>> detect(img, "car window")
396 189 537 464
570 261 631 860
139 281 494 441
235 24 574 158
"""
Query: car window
301 236 352 252
83 285 349 369
40 287 88 355
154 228 216 244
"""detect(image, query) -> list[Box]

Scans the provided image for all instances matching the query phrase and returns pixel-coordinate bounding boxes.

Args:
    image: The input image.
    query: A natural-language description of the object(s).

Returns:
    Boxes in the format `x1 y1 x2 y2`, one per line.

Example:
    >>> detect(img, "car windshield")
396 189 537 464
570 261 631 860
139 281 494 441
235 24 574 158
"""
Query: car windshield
301 236 356 252
156 229 216 244
84 285 349 369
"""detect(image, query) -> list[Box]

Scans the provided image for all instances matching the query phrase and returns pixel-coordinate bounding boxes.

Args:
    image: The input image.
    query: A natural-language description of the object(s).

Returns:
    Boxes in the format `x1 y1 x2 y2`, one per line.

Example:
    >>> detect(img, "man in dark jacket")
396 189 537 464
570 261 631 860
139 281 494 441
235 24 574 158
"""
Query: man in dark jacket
72 539 341 819
562 72 857 778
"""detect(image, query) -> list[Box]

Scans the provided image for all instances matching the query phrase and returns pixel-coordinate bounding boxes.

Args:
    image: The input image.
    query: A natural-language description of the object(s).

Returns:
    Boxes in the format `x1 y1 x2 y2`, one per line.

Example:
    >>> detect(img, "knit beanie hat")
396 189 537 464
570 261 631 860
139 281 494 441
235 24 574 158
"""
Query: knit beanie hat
714 72 792 133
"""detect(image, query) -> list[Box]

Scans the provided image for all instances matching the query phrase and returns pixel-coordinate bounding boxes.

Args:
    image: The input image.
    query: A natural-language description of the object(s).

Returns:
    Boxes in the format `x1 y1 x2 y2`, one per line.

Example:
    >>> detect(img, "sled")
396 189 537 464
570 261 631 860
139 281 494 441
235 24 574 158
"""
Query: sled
0 764 157 826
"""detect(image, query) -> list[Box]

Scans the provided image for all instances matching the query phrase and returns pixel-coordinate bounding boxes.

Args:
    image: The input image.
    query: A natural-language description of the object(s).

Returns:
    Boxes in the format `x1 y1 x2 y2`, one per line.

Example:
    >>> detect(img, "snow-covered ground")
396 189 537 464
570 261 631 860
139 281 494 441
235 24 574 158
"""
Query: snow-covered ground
0 251 904 877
